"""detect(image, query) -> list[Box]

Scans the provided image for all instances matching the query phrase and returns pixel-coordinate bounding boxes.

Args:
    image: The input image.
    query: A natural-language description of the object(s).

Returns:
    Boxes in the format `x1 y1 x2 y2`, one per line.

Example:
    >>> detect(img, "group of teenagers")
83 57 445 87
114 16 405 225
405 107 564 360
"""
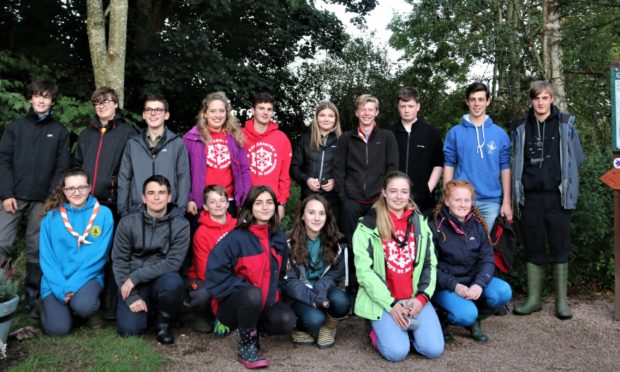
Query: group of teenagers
0 78 583 368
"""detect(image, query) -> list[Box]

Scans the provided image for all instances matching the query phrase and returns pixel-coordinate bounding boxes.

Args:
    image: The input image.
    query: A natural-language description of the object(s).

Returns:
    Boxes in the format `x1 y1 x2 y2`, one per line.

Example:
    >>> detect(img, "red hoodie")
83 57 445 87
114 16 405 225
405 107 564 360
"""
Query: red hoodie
188 210 237 281
242 119 292 204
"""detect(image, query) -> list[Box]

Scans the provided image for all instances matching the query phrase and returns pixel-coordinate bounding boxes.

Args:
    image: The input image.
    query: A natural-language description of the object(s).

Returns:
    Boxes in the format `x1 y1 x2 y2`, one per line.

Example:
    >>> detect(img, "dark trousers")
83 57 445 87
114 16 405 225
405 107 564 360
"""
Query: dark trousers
521 190 572 265
116 272 184 336
216 286 296 334
339 198 373 291
289 287 350 333
41 279 101 336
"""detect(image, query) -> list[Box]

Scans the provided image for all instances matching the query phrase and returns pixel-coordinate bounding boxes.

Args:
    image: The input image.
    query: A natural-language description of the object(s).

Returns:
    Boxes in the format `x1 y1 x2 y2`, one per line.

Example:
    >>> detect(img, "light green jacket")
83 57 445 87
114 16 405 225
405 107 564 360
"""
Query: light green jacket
353 209 437 320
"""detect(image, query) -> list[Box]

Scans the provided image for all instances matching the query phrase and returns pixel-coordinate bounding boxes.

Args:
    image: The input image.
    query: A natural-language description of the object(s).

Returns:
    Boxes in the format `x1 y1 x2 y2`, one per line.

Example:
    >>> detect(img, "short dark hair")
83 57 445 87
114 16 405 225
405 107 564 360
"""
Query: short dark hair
236 185 279 232
398 87 420 103
252 92 274 108
144 93 169 111
91 87 119 104
465 82 490 100
142 175 171 194
28 80 59 102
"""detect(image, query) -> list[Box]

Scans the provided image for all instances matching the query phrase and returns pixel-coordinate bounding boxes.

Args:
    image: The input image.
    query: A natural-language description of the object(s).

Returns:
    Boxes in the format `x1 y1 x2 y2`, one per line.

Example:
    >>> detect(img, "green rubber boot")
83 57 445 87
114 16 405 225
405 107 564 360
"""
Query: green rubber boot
553 263 572 320
513 263 544 315
468 320 488 343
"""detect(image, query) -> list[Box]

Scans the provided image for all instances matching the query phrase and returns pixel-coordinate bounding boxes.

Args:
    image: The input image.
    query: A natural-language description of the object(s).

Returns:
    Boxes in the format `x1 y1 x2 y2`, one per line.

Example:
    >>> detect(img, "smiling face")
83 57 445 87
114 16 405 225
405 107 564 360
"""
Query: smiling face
30 92 54 116
465 91 491 123
204 190 228 220
93 94 119 123
355 101 379 131
142 100 169 130
316 108 336 134
445 186 473 222
63 175 90 209
204 99 227 132
382 177 410 215
252 191 275 224
142 181 172 217
252 102 274 127
302 199 327 238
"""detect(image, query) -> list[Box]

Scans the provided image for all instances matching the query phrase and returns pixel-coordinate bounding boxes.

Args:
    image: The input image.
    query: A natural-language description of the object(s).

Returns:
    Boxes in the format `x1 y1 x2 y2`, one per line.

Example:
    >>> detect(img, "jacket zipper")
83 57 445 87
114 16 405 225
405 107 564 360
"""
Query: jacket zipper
405 131 411 174
91 128 106 196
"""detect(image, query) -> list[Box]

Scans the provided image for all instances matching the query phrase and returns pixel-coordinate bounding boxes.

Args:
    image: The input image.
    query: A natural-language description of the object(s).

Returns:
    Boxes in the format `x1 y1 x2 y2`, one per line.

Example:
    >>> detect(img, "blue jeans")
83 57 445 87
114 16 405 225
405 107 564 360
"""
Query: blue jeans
289 287 350 333
41 279 101 336
116 272 184 336
370 303 444 362
474 200 500 231
432 277 512 326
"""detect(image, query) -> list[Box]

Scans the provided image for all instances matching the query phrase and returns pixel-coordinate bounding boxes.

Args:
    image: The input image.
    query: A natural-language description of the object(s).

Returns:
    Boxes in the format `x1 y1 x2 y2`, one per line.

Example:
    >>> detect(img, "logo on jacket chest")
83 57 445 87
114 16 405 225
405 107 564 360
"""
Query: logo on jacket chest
206 139 231 169
384 229 416 274
486 141 497 155
248 142 278 176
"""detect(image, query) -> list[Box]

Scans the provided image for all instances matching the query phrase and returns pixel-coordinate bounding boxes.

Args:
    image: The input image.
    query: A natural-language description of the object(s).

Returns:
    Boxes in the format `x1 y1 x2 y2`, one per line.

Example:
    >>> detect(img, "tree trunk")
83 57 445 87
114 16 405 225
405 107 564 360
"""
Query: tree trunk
86 0 128 107
543 0 567 111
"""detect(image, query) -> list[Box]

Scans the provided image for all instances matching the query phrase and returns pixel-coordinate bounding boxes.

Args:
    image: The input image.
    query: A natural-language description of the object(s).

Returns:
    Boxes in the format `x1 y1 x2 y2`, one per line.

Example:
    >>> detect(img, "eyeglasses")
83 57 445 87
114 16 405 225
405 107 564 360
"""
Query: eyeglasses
92 99 115 107
143 108 167 115
64 185 90 194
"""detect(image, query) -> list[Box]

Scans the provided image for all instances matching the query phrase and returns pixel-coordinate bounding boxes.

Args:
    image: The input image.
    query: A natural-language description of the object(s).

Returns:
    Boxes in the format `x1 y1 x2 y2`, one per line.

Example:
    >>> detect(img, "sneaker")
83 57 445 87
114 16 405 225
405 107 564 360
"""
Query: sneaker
291 330 315 346
316 326 336 349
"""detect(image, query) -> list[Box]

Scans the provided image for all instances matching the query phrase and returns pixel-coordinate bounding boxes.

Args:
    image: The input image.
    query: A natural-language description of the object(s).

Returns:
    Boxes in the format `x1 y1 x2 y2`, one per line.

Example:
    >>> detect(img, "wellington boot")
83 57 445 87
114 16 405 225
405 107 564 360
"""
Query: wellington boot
513 263 544 315
468 320 488 343
553 263 572 320
237 328 268 369
317 316 338 349
155 311 175 345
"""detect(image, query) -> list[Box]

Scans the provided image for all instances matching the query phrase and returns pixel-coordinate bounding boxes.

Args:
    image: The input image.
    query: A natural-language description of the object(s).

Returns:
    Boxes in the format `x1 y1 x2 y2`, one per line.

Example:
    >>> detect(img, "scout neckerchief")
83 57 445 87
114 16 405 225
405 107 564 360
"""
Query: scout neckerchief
59 200 100 248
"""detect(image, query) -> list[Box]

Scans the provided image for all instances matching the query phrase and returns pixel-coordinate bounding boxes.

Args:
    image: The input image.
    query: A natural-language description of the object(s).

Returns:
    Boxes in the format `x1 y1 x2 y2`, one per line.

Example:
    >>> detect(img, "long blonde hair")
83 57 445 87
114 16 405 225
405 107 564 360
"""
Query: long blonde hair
196 91 244 146
373 171 418 240
309 102 342 151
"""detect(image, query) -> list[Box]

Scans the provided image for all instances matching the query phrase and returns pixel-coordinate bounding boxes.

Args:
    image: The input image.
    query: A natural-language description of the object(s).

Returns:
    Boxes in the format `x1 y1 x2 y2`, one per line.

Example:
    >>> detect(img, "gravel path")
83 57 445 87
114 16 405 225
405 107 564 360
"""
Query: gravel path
158 296 620 371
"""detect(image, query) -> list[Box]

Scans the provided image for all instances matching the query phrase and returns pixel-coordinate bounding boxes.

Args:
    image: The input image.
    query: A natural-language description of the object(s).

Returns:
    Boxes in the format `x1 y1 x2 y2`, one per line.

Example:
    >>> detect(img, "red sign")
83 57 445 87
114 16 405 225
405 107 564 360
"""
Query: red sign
600 168 620 190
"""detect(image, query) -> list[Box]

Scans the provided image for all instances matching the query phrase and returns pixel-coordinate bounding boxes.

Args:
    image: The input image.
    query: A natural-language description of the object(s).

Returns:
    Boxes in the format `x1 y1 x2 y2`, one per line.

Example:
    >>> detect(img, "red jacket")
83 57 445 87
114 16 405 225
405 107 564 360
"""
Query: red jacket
187 210 236 281
205 224 288 314
243 120 292 204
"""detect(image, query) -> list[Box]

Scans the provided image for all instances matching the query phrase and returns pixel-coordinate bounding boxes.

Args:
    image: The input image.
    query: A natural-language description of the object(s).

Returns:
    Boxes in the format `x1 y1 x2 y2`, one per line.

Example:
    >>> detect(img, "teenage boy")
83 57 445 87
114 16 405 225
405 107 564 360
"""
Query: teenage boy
0 79 70 317
242 92 292 220
443 82 512 229
73 87 137 217
186 185 237 333
117 94 190 217
73 87 136 319
334 94 398 290
112 175 190 344
390 87 444 215
512 81 583 319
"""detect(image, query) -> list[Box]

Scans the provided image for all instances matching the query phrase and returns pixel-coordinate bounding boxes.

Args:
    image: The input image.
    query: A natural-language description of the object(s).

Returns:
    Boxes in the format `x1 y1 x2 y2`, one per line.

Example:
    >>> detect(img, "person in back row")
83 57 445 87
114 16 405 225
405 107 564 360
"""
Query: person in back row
242 92 292 220
0 79 70 318
117 94 190 217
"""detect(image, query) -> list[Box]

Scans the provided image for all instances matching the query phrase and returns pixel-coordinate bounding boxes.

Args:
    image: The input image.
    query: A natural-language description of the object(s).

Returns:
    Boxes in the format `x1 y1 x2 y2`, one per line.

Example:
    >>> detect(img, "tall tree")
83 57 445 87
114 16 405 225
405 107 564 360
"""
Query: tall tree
542 0 566 110
86 0 128 106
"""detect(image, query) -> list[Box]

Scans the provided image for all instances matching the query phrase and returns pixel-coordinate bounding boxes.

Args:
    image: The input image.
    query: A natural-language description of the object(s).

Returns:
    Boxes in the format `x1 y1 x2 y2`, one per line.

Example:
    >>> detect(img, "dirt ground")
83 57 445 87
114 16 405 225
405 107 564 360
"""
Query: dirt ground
157 296 620 371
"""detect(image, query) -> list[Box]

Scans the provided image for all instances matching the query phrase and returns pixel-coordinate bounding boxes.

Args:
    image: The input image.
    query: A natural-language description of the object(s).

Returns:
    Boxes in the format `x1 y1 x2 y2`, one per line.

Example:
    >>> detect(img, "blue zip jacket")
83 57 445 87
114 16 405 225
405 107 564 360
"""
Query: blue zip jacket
39 196 113 302
444 115 511 203
431 208 494 291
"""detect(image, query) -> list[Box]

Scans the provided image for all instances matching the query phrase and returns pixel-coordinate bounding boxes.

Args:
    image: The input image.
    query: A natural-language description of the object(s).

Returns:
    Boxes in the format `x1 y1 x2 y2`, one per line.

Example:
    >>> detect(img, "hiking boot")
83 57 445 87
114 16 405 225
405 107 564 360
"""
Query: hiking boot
317 316 338 349
291 330 315 346
514 263 544 315
237 328 268 369
553 263 572 320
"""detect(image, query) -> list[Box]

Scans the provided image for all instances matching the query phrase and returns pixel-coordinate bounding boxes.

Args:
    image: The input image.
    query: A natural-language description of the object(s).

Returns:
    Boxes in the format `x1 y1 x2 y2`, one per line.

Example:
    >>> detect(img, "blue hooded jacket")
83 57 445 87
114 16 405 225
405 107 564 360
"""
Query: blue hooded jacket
444 115 511 203
39 196 113 302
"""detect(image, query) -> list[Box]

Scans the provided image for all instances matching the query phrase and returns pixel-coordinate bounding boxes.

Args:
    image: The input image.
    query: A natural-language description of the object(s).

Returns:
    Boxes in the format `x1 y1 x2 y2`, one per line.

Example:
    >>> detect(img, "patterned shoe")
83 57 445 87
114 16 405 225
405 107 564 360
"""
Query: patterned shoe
291 330 315 346
214 319 231 338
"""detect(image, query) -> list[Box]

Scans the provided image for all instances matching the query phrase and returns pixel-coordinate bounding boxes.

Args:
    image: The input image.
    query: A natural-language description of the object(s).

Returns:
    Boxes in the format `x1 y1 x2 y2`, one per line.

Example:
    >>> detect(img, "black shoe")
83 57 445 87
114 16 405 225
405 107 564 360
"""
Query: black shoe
156 311 175 345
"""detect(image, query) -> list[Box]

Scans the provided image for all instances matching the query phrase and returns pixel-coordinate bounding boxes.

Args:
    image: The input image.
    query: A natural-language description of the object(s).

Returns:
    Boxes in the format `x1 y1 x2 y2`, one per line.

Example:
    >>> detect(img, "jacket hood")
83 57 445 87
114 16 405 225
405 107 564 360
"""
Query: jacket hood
459 114 494 129
27 107 55 123
198 210 236 230
243 119 279 142
89 110 126 130
139 203 184 223
438 207 477 234
526 104 560 122
63 195 98 213
184 125 202 141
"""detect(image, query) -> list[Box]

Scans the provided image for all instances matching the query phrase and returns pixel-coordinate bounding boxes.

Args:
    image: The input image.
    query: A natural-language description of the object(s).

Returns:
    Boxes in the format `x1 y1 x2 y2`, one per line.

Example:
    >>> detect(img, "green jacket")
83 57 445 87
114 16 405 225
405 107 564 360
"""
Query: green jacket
353 209 437 320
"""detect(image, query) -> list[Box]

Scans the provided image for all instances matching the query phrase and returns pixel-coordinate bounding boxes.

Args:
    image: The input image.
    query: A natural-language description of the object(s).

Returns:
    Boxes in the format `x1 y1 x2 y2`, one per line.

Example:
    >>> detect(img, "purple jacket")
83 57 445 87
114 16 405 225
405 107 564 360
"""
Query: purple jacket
183 126 251 208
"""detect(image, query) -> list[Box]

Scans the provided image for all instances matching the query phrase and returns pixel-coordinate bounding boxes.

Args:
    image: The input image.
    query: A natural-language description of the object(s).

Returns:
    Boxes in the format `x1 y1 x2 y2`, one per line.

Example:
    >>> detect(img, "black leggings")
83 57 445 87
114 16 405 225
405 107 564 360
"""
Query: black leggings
216 286 296 334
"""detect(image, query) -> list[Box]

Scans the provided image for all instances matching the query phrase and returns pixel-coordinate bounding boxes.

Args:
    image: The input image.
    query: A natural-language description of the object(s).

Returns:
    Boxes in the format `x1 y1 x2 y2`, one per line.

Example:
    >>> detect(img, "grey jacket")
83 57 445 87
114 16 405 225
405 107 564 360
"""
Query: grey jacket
112 204 190 306
117 128 190 216
512 107 584 209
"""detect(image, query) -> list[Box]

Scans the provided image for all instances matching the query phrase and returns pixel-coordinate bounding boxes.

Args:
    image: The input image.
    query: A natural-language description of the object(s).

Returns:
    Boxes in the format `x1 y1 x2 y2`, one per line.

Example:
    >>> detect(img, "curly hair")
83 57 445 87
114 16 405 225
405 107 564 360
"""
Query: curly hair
196 91 244 146
373 171 418 240
288 195 343 267
432 179 492 244
40 169 90 217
